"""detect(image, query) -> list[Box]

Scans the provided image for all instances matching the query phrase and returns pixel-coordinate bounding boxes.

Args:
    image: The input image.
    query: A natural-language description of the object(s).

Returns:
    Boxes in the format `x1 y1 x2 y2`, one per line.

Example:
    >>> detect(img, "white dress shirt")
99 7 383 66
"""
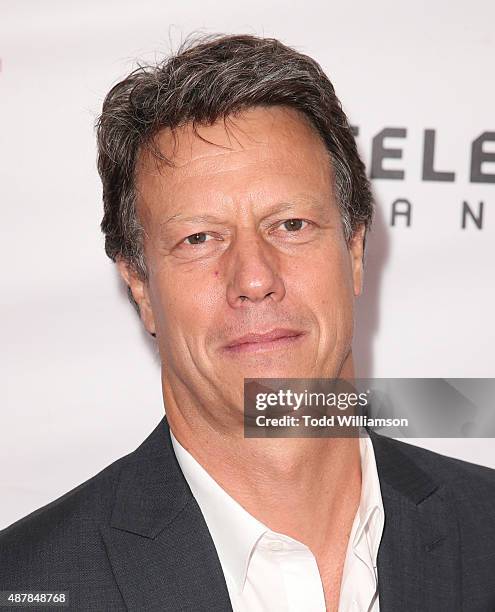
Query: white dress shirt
170 430 384 612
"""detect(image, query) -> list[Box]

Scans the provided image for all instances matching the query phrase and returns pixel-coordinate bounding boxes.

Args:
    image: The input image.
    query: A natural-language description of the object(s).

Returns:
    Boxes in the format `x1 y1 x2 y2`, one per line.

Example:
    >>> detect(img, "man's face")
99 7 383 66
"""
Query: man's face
121 106 364 417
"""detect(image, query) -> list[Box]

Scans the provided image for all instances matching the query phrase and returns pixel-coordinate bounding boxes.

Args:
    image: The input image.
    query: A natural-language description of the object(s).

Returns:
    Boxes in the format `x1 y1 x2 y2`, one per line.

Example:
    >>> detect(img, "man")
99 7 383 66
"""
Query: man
1 34 494 612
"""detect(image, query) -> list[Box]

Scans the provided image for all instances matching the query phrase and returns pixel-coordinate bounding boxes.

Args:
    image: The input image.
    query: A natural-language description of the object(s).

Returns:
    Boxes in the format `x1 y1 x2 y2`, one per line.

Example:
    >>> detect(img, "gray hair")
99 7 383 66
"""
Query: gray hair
96 33 374 314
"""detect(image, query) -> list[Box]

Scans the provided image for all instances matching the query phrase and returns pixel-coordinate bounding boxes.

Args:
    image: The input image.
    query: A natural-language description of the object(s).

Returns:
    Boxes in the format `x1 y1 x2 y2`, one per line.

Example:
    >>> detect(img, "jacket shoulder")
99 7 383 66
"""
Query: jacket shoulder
0 450 132 588
376 435 495 528
384 436 495 490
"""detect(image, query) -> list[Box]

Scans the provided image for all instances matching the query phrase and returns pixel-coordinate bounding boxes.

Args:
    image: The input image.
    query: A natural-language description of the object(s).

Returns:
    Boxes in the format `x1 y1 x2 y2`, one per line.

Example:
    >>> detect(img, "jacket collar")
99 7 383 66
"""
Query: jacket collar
367 428 439 504
108 417 190 538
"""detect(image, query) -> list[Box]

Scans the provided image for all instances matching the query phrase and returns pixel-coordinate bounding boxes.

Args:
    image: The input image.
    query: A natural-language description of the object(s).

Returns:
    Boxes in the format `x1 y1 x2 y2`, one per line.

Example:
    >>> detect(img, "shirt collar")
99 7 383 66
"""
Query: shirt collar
354 429 385 569
170 430 267 593
170 429 384 593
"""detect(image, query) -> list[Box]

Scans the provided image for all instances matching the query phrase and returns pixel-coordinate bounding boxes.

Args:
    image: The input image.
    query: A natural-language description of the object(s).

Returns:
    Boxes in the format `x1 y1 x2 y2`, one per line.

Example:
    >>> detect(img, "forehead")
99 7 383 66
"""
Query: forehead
135 106 334 217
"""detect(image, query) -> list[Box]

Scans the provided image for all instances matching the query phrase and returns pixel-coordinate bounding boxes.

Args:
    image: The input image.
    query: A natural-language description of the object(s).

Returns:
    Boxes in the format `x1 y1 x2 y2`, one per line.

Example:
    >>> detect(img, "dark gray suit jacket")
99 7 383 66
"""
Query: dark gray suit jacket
1 416 495 611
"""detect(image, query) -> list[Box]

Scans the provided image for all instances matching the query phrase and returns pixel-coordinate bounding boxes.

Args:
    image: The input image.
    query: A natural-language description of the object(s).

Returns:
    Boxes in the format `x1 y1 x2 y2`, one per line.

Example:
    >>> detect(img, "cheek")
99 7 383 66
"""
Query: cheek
149 266 221 341
292 246 355 348
298 245 354 307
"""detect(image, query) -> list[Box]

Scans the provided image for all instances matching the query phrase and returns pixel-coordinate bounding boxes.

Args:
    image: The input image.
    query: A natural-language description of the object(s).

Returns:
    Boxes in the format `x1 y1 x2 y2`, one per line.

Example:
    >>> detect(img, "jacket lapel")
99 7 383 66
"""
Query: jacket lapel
100 417 233 612
369 430 462 611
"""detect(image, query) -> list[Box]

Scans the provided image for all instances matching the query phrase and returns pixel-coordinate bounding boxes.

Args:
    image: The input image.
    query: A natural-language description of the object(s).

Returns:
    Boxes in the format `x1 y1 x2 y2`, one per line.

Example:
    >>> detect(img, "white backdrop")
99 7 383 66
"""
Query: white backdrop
2 0 494 529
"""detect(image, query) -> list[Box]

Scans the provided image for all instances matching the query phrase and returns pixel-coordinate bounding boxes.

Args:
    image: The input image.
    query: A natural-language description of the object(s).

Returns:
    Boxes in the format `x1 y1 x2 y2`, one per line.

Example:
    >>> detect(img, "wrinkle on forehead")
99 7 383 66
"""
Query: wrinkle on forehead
134 105 334 224
137 106 328 174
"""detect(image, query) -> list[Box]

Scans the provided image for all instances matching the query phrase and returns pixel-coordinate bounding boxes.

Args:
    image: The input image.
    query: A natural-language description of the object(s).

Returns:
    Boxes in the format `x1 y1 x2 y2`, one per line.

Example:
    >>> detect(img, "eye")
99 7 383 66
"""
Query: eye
183 232 213 245
280 218 308 231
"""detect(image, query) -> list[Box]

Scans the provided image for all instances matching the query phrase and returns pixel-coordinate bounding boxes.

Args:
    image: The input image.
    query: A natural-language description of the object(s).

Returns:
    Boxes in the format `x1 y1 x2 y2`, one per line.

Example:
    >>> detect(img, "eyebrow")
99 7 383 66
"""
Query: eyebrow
266 200 326 216
159 197 328 229
160 213 227 227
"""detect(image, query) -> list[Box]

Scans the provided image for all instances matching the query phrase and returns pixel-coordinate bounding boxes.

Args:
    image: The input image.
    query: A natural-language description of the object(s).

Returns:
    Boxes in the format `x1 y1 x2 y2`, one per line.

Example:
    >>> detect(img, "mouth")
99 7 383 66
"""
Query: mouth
222 328 306 354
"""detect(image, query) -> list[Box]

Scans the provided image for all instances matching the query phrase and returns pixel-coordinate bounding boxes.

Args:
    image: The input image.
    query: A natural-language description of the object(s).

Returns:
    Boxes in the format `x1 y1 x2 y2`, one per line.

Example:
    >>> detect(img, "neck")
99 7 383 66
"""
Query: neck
164 352 362 558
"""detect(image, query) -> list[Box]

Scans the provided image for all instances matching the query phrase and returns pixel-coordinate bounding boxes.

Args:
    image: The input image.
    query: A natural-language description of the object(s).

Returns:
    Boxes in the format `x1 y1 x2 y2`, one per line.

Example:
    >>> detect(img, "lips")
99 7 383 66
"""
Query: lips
224 328 305 351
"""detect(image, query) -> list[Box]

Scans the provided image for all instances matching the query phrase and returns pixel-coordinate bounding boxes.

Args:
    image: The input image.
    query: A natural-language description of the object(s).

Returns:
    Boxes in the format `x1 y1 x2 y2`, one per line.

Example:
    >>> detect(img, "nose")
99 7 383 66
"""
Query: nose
225 233 286 308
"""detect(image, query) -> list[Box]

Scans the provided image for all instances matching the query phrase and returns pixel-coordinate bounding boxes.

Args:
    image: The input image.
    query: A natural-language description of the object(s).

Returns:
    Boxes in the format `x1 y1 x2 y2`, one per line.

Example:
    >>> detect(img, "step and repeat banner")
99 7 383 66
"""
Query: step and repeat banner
2 0 494 528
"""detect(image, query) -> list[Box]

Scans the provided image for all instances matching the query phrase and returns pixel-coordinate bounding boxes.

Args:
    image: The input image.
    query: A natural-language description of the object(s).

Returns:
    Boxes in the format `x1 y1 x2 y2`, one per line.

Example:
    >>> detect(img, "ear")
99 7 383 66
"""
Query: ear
116 257 156 336
348 224 366 297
